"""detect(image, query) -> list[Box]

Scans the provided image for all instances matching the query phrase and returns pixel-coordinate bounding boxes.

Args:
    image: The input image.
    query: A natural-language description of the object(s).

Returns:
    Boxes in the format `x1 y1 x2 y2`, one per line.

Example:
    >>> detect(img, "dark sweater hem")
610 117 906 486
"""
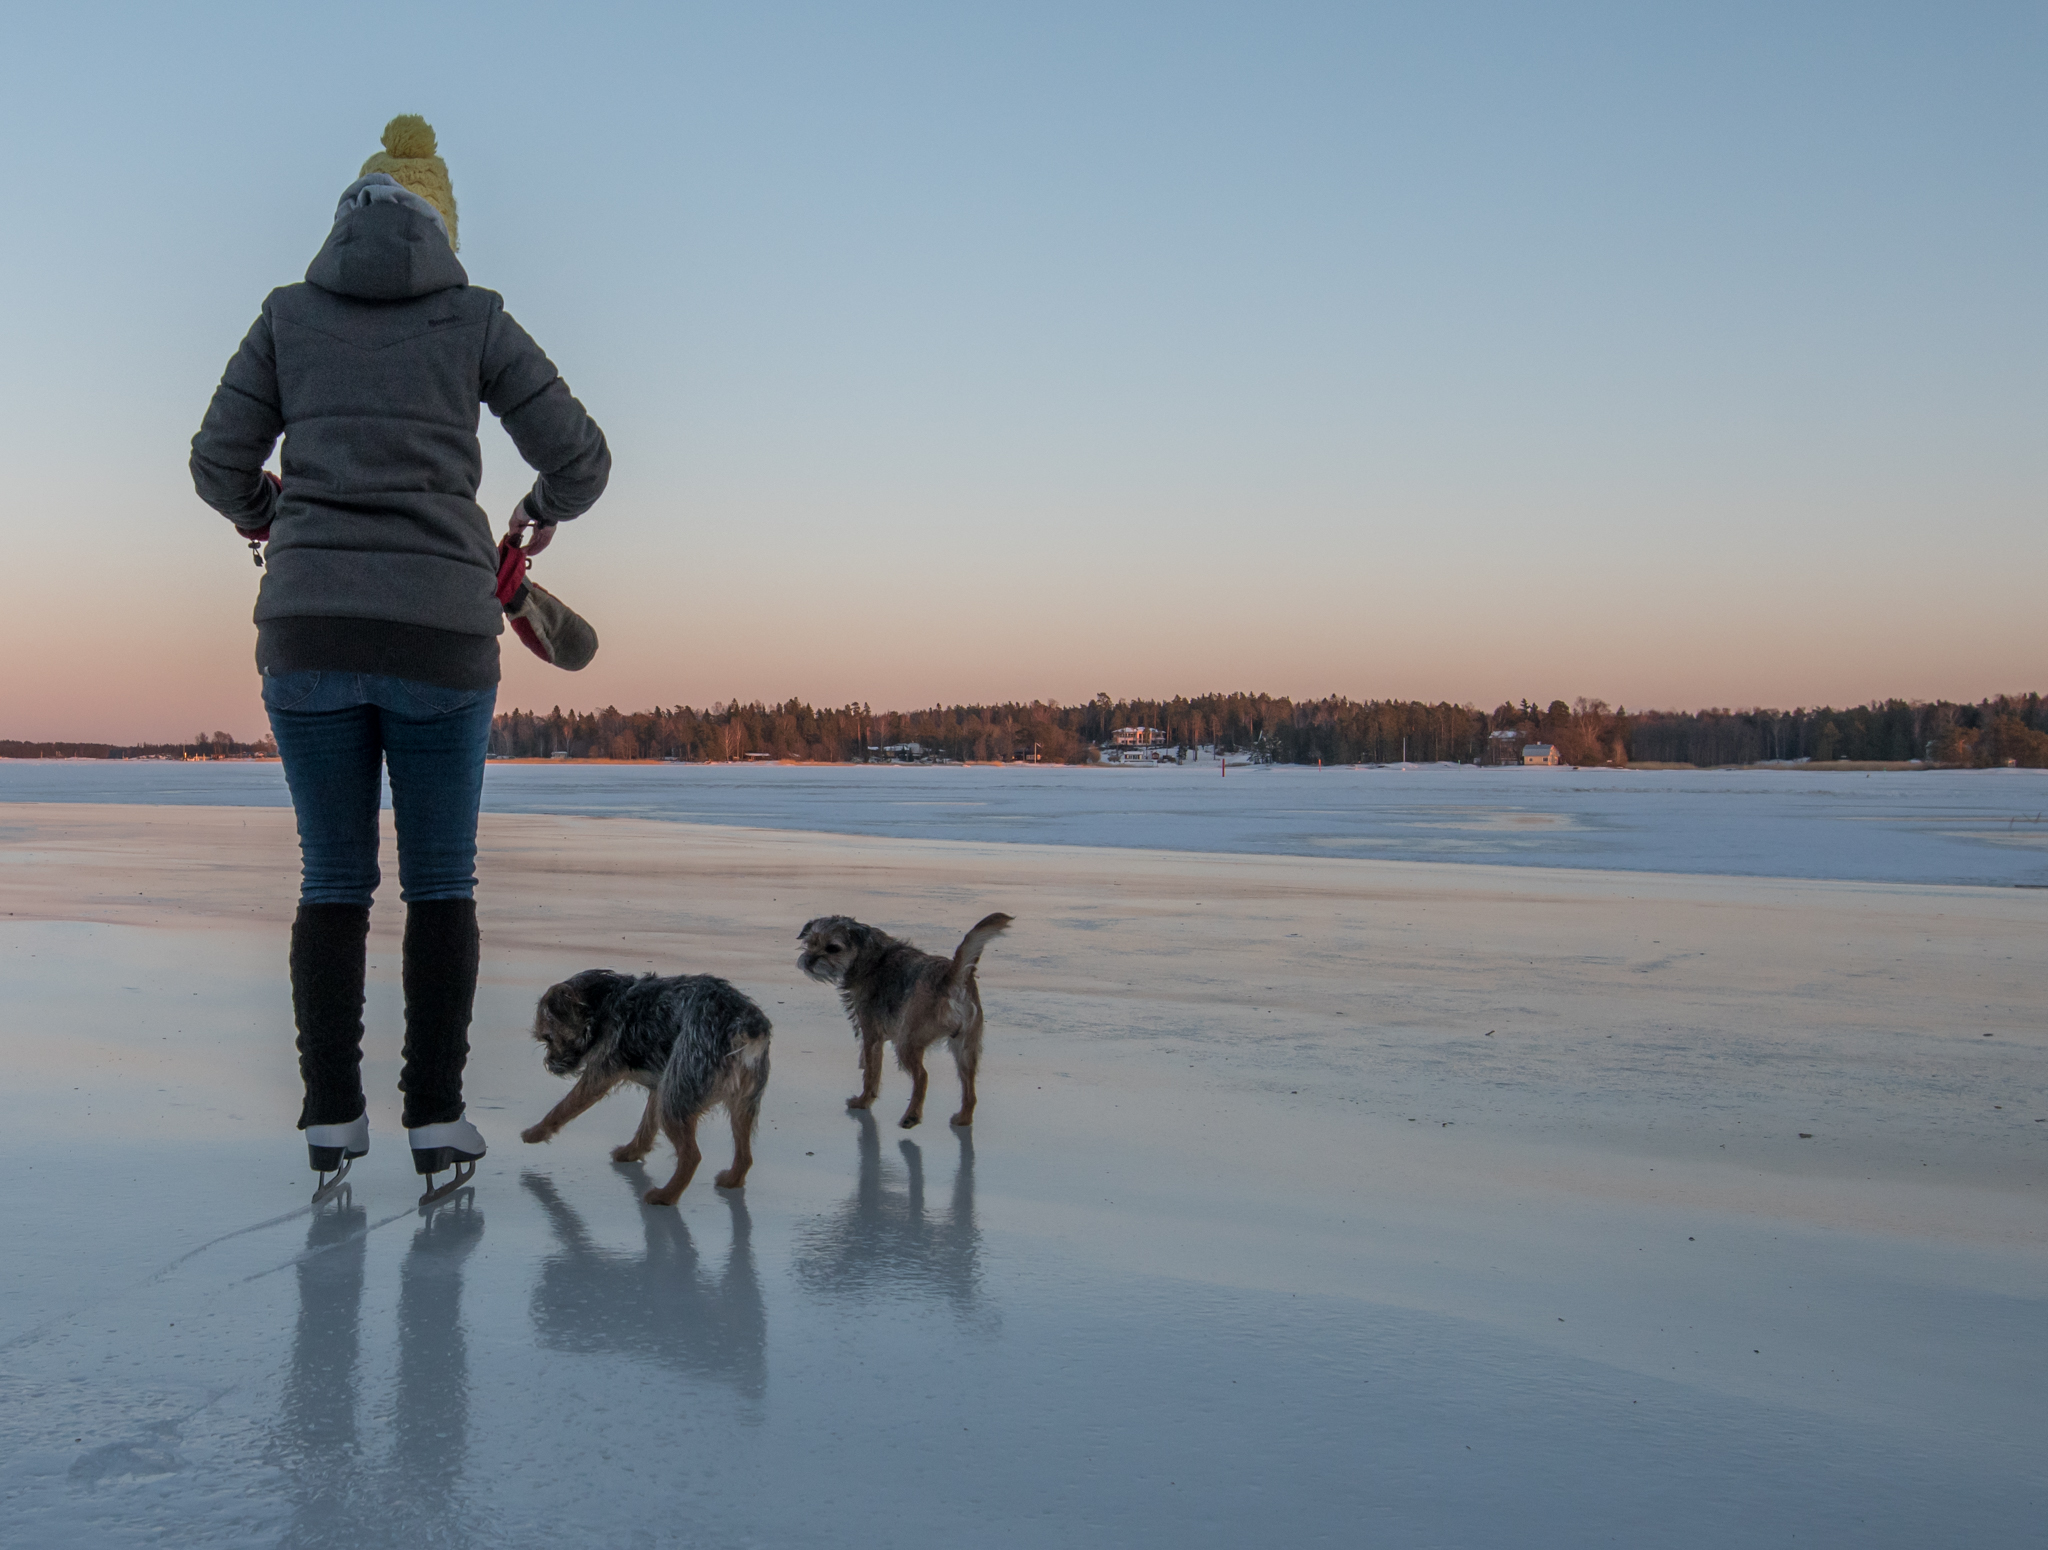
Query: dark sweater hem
257 617 500 690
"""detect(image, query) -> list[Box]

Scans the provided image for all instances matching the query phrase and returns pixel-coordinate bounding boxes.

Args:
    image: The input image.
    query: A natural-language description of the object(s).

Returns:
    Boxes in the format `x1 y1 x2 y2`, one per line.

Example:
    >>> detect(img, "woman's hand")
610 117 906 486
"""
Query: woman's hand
508 508 558 556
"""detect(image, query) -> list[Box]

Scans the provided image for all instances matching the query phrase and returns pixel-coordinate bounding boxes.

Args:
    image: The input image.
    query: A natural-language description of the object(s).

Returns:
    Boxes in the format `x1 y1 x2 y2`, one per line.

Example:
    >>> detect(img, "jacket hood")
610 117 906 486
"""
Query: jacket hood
306 176 467 301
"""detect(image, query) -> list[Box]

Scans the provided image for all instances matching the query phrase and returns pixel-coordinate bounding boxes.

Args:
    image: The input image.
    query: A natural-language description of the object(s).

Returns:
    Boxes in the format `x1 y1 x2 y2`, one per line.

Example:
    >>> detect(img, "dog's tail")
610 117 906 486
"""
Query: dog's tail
948 912 1013 980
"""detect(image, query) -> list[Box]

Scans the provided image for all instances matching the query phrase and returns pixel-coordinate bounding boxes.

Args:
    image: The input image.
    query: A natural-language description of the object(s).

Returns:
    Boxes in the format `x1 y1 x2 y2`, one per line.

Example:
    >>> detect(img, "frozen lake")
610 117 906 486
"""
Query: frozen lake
0 803 2041 1546
3 758 2047 885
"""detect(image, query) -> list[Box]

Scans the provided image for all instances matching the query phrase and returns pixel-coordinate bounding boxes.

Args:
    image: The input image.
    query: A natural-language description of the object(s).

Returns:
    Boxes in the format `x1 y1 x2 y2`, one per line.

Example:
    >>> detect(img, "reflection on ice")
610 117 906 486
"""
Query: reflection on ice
393 1195 484 1536
521 1168 765 1399
270 1191 367 1547
269 1189 484 1550
793 1112 983 1313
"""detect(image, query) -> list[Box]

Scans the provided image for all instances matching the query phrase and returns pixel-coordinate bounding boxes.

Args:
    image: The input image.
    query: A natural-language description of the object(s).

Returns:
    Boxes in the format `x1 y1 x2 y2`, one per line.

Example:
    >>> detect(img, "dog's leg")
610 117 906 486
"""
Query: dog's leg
950 1041 978 1128
899 1045 929 1129
846 1038 884 1111
643 1109 702 1207
521 1068 617 1144
715 1086 759 1190
611 1087 660 1163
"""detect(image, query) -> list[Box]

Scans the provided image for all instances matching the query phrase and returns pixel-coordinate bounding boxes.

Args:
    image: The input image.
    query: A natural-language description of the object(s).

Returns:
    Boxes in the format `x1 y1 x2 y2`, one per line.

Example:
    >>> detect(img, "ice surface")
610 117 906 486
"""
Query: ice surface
4 758 2048 885
0 805 2042 1546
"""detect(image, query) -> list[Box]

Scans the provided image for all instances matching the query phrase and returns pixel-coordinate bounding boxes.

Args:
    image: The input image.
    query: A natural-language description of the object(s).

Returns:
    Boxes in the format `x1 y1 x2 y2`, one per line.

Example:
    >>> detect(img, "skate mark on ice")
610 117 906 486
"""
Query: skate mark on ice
0 1201 331 1353
236 1209 415 1284
0 1196 411 1352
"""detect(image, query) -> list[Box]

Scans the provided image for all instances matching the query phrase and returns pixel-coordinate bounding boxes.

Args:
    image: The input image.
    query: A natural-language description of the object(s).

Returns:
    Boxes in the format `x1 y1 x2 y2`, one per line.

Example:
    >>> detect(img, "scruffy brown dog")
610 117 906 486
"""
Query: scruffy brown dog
521 970 771 1206
797 912 1012 1129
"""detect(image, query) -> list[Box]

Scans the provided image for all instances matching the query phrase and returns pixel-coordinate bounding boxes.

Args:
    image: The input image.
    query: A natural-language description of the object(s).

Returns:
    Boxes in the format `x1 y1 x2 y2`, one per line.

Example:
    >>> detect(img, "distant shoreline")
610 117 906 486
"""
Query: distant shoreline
1 754 1961 772
490 756 1946 772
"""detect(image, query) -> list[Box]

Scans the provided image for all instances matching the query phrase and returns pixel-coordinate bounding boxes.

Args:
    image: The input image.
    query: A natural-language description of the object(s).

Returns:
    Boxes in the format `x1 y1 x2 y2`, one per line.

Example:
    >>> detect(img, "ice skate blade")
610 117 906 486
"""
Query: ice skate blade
417 1182 475 1218
418 1159 477 1207
310 1157 353 1204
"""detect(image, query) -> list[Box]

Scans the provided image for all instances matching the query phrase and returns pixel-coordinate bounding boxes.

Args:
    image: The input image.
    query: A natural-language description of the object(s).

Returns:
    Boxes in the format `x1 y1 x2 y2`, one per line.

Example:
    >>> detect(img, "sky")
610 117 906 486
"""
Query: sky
2 2 2042 742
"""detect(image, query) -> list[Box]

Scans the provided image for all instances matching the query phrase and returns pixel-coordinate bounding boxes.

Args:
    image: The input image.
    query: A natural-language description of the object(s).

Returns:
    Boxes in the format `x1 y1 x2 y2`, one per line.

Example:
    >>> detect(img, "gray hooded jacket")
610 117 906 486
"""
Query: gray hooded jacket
191 176 610 687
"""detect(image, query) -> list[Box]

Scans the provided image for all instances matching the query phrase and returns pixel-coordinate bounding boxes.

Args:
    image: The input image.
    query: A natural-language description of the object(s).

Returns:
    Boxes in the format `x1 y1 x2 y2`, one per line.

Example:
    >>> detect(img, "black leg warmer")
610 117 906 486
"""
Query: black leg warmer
291 903 372 1129
399 899 480 1129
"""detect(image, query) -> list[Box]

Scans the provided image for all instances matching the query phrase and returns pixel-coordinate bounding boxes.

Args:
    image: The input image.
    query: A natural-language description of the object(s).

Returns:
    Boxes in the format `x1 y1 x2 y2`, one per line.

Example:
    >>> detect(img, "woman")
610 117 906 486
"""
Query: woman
191 116 609 1198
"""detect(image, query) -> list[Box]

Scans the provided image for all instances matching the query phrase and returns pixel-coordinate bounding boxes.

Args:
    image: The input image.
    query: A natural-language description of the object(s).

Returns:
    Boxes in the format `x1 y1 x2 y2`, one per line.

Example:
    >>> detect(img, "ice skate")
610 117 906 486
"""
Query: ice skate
411 1115 486 1205
306 1112 369 1204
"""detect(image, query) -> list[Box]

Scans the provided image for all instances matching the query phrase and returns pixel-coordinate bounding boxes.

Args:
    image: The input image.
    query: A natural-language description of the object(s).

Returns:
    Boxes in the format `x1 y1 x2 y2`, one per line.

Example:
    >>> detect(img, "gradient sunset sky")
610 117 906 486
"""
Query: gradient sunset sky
3 2 2042 742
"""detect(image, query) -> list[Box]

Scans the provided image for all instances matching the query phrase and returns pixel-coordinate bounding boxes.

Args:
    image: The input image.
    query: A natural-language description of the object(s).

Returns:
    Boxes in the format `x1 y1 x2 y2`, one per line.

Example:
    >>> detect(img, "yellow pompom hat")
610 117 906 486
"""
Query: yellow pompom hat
359 114 458 249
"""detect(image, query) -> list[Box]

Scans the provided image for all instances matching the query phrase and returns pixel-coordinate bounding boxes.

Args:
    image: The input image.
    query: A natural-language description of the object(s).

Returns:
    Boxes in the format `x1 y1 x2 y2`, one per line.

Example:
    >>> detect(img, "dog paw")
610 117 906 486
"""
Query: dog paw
520 1126 550 1144
950 1113 973 1127
610 1145 647 1163
899 1113 922 1129
714 1169 746 1189
845 1096 872 1110
641 1187 679 1207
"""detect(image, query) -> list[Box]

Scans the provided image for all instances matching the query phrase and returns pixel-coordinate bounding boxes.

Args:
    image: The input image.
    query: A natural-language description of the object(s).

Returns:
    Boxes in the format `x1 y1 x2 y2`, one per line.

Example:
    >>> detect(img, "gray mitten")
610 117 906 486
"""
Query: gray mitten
495 537 599 670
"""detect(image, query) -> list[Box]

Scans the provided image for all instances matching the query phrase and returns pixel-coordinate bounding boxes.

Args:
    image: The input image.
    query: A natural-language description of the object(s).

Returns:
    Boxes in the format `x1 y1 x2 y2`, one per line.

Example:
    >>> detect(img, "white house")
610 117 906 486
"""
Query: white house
1104 727 1174 765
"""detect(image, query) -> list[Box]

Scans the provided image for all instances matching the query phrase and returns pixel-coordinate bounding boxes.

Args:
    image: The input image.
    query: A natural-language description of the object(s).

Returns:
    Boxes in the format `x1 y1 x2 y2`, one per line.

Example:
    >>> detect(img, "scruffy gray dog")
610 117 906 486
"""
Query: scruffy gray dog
797 912 1012 1129
522 971 771 1206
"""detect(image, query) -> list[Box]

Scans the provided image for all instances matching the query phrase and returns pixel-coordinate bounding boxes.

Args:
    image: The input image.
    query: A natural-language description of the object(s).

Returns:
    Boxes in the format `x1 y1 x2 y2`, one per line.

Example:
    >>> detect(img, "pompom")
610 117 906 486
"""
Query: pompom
380 114 438 159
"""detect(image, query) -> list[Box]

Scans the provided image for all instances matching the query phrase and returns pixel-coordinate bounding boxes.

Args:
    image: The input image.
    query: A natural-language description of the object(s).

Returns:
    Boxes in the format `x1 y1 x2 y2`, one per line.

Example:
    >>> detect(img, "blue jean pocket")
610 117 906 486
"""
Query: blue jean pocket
261 669 327 711
387 679 491 718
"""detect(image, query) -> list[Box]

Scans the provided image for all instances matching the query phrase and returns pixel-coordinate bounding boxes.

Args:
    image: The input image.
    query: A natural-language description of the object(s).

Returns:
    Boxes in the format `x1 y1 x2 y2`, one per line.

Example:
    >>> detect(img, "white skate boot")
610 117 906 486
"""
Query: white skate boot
410 1115 486 1206
306 1113 369 1204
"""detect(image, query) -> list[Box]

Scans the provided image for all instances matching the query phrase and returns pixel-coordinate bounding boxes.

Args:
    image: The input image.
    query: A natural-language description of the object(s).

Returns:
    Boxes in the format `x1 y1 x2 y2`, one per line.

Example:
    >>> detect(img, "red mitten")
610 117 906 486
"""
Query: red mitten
494 535 599 670
494 533 529 607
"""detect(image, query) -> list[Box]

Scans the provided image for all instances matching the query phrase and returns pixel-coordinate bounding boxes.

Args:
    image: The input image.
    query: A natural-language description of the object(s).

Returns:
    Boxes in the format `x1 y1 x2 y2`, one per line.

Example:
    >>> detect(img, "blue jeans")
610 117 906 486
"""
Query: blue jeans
263 672 496 906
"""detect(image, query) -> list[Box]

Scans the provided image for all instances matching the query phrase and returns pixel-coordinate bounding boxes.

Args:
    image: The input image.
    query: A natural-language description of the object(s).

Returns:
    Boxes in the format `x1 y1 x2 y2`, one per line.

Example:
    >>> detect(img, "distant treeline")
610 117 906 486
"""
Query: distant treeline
11 698 2044 768
1625 696 2048 767
486 692 2048 768
490 694 1501 765
0 731 276 760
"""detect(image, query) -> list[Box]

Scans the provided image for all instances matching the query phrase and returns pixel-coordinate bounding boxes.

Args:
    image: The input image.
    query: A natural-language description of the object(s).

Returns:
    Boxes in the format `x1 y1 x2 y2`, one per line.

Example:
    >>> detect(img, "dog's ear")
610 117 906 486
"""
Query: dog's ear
538 971 618 1028
535 980 580 1031
563 968 633 1004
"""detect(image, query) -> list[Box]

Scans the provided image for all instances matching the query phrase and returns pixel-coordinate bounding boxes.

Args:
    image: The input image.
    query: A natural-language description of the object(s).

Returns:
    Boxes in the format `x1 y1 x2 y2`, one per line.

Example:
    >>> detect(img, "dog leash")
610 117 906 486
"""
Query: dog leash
245 470 282 567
